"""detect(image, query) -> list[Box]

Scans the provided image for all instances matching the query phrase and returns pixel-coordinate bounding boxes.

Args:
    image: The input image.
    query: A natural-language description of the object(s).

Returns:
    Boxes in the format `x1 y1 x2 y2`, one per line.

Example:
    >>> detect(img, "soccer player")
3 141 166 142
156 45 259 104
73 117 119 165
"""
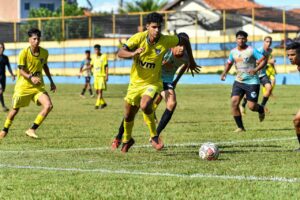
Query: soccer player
79 50 93 98
220 30 267 132
286 42 300 151
90 44 108 109
0 42 16 112
112 33 199 150
240 36 275 114
0 28 56 139
117 12 198 153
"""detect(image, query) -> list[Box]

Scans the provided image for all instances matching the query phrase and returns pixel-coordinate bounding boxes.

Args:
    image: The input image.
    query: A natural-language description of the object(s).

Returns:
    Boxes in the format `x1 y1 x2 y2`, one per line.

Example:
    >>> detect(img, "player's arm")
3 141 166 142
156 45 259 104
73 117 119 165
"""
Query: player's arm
117 46 144 58
18 65 40 85
105 64 108 82
221 52 234 81
249 49 267 75
6 57 15 81
172 64 187 88
43 64 56 92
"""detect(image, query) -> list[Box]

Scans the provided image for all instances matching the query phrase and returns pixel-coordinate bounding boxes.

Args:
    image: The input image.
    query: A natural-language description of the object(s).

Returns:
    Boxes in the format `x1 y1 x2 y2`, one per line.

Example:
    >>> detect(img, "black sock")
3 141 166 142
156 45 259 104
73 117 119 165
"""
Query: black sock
81 88 86 95
297 134 300 144
2 127 8 133
151 135 159 143
116 119 124 140
157 109 174 136
31 123 39 130
0 93 5 107
257 105 264 114
89 89 93 95
233 116 244 129
261 97 269 107
241 98 247 108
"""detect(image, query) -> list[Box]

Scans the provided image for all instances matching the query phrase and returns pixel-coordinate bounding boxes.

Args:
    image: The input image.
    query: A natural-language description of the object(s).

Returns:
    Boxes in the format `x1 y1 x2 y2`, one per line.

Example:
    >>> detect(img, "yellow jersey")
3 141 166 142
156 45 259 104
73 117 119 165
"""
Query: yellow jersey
14 47 48 96
124 31 179 87
91 54 108 78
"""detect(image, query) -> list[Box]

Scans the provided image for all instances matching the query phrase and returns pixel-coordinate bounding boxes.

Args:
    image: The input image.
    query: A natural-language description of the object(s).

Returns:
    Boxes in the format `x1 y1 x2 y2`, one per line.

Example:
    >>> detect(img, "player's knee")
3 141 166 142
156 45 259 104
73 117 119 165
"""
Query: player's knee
168 100 177 110
247 104 255 111
140 102 151 113
45 103 53 112
293 117 300 127
231 100 239 108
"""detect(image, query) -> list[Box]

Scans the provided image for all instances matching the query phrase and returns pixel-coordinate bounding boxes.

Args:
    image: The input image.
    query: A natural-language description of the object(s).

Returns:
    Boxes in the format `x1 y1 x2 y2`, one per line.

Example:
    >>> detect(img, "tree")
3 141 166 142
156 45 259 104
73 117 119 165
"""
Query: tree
119 0 168 13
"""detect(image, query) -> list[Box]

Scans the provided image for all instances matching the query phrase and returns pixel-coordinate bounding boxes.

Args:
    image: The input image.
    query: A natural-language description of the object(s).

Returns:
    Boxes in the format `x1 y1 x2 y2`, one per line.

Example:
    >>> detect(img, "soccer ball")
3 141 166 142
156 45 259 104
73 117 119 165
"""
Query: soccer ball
199 142 219 160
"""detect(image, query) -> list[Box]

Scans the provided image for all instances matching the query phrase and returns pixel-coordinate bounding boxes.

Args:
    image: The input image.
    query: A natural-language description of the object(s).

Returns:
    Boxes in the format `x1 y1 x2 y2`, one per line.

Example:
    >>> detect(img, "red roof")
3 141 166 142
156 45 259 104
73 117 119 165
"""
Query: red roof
203 0 262 10
257 20 300 32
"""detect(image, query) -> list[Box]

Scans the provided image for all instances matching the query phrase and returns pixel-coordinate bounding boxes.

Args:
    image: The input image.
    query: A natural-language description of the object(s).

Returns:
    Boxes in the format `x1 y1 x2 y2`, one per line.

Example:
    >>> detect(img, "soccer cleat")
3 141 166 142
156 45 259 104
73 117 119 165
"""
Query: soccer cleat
233 128 246 133
259 112 265 122
150 137 164 150
239 105 246 115
90 95 95 98
100 103 107 109
25 129 38 139
80 94 86 98
95 106 99 109
0 130 8 139
111 138 121 150
121 138 135 153
2 107 9 112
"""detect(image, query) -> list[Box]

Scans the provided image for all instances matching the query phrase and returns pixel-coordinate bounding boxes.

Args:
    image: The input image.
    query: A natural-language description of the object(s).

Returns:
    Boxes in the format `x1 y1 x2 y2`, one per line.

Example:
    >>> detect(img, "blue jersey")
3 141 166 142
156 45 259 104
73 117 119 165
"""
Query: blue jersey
227 45 263 85
257 47 272 78
161 49 189 83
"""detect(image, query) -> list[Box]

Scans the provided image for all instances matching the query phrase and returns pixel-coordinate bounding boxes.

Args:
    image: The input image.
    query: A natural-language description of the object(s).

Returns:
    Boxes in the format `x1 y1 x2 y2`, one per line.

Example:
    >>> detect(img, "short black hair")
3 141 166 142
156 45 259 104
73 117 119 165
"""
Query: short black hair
264 36 272 41
236 30 248 38
286 42 300 54
0 42 4 49
146 12 163 24
85 50 90 54
177 32 189 40
94 44 101 49
28 28 41 37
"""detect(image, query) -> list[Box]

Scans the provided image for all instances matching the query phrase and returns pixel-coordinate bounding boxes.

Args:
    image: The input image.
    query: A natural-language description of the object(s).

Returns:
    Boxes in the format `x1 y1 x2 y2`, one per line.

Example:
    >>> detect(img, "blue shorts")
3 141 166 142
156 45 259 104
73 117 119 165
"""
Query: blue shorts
259 75 271 86
231 81 260 102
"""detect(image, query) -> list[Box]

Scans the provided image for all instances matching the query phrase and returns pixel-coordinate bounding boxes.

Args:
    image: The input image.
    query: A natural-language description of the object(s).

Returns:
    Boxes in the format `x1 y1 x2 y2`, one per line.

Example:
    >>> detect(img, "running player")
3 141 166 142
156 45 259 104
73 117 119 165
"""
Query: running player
0 28 56 139
90 44 108 109
0 42 15 112
111 33 199 150
240 36 275 114
286 42 300 151
220 30 267 132
79 50 93 98
117 12 198 153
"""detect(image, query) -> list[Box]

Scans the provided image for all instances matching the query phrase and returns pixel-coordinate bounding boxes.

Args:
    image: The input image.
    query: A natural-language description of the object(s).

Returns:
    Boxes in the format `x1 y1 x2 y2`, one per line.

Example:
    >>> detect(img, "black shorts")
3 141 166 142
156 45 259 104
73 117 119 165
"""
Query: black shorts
85 76 91 84
259 75 271 86
163 82 174 91
231 81 260 102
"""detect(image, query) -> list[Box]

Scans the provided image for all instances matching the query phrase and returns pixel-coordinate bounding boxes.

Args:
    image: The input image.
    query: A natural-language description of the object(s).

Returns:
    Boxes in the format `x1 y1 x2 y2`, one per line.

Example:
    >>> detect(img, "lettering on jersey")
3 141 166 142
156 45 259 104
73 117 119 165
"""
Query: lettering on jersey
140 60 155 69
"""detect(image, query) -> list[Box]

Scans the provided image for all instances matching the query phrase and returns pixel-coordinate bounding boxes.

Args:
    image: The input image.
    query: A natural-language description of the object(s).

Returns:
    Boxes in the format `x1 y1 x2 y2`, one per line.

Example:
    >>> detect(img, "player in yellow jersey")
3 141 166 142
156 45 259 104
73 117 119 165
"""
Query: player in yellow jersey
90 44 108 109
117 12 199 153
0 28 56 139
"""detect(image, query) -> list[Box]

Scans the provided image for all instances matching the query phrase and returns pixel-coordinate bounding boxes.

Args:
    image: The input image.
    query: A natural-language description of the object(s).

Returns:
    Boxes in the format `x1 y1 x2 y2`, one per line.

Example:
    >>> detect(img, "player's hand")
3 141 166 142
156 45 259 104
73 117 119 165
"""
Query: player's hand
187 62 201 77
248 69 257 75
220 72 226 81
50 82 56 92
133 48 144 56
31 76 41 85
11 75 15 81
106 76 108 82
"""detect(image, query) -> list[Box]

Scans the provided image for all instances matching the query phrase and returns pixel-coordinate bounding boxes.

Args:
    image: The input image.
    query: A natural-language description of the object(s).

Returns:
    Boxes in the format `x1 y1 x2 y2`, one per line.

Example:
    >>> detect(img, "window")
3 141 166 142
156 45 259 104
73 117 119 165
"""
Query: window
24 2 30 10
40 3 55 11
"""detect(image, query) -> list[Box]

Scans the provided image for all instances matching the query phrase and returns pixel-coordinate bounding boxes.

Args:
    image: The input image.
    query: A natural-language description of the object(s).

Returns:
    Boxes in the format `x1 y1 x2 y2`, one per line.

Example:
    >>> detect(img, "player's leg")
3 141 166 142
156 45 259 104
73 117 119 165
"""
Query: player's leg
0 80 8 111
99 89 107 109
0 108 20 138
231 81 245 132
26 93 53 138
260 76 272 109
80 77 88 97
240 95 247 115
245 84 265 122
293 109 300 151
87 77 93 97
157 89 177 136
121 102 139 152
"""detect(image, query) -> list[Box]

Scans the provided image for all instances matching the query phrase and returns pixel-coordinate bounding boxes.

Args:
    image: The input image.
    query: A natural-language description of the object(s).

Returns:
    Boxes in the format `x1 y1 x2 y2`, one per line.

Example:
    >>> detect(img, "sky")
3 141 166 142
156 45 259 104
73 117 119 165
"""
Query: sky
77 0 300 12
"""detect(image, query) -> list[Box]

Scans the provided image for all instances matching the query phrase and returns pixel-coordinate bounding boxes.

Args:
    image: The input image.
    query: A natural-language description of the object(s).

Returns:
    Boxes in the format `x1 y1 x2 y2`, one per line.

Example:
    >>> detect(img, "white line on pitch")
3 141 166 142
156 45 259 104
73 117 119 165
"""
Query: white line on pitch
0 136 295 154
0 164 298 183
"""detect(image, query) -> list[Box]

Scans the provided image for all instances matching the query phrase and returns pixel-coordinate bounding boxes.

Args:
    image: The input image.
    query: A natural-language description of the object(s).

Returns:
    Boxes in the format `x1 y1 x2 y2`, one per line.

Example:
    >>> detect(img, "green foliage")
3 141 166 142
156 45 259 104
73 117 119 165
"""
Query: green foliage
0 84 300 198
119 0 168 13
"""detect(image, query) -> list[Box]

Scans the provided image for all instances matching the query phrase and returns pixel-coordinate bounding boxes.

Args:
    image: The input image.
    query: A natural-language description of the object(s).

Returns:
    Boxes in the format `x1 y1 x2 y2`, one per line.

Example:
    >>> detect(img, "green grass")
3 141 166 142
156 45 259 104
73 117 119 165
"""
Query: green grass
0 84 300 199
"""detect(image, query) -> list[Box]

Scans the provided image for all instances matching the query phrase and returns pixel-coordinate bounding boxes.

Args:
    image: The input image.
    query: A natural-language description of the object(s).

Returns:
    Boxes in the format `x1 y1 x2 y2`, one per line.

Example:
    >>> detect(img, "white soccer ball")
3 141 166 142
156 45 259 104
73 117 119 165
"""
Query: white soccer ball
199 142 219 160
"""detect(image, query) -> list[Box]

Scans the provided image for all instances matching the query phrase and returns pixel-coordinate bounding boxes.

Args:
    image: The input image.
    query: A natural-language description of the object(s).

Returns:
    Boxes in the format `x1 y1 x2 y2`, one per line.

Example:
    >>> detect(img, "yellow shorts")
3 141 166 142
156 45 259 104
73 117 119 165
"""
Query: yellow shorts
94 77 106 90
12 92 45 109
266 65 276 80
124 83 162 106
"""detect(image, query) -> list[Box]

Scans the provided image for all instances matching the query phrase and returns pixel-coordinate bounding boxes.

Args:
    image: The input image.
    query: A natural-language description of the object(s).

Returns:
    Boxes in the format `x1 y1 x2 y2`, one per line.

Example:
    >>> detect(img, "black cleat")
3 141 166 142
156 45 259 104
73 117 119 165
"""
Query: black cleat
121 138 135 153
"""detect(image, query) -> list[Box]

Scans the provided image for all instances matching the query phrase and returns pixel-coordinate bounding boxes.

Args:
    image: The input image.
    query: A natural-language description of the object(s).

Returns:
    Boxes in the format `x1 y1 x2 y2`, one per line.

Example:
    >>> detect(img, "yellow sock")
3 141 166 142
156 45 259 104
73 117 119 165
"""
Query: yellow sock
100 98 106 105
95 99 101 106
123 120 134 143
4 118 13 129
34 114 45 125
262 86 266 96
143 112 157 138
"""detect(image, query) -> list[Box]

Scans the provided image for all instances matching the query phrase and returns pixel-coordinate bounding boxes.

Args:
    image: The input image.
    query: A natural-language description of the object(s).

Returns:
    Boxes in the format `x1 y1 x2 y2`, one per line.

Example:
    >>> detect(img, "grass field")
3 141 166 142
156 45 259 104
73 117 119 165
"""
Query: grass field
0 84 300 199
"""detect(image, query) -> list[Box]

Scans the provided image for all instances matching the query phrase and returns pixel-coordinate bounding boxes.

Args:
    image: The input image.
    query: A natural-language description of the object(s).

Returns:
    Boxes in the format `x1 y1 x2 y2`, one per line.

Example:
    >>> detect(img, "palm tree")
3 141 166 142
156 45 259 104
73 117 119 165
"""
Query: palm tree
119 0 168 13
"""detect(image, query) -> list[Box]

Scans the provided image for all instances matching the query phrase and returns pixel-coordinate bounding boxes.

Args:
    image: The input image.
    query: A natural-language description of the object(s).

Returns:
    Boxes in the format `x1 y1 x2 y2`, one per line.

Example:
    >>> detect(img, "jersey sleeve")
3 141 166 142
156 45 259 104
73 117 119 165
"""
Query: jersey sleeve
103 54 108 67
227 51 234 64
18 49 27 67
253 48 263 60
163 35 179 49
124 32 142 51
